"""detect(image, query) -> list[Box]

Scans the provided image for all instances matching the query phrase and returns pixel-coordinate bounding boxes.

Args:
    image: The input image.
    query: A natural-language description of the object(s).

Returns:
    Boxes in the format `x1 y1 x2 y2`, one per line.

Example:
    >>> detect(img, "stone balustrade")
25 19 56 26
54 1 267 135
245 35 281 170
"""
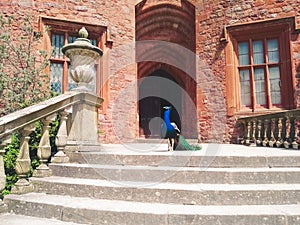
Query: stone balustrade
0 91 103 195
237 109 300 149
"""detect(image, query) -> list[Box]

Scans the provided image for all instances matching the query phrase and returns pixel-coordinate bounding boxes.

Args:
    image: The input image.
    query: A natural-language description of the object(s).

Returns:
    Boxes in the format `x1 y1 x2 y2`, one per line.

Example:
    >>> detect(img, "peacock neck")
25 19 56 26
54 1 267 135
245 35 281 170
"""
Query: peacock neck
164 109 172 128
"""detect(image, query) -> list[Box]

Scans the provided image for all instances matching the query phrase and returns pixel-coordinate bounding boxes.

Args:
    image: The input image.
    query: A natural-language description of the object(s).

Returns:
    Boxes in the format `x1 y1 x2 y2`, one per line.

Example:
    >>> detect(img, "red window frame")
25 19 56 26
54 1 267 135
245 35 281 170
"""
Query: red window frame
225 18 295 115
41 17 107 96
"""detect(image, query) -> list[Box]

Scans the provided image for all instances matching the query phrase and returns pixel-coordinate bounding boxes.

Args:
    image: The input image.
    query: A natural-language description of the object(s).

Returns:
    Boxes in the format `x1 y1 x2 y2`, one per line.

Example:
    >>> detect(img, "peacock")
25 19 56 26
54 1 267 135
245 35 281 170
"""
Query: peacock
162 106 201 151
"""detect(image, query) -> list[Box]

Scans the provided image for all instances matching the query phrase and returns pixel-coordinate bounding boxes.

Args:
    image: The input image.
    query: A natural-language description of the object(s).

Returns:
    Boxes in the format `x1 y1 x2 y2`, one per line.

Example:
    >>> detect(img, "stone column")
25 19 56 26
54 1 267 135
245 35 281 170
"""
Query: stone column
0 138 10 193
0 136 10 212
33 114 56 177
11 124 35 194
51 109 70 163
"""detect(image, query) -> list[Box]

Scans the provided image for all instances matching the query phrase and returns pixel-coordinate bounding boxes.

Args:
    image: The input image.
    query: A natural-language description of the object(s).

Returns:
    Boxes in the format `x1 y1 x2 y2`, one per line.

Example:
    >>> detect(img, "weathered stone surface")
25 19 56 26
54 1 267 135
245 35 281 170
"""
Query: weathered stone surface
0 201 8 214
68 151 300 168
32 164 52 178
4 193 300 225
49 163 300 184
3 144 300 224
51 151 70 163
66 95 103 151
31 176 300 206
0 213 87 225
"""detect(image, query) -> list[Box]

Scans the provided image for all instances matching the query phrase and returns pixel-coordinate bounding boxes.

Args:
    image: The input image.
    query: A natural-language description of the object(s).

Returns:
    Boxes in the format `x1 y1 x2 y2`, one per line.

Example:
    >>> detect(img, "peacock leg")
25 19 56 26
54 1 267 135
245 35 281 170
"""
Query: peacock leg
167 138 172 151
171 138 175 151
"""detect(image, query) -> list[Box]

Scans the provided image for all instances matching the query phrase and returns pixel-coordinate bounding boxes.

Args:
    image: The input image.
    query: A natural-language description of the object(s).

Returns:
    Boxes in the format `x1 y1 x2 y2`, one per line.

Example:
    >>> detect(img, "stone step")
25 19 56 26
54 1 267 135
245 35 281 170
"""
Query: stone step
0 213 87 225
0 201 8 213
31 176 300 206
49 163 300 184
68 143 300 168
4 193 300 225
69 152 300 168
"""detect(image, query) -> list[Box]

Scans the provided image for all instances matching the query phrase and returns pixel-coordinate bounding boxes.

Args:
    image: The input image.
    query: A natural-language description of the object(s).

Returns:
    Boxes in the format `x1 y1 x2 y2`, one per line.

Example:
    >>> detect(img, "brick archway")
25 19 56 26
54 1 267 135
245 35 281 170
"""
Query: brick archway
135 0 197 138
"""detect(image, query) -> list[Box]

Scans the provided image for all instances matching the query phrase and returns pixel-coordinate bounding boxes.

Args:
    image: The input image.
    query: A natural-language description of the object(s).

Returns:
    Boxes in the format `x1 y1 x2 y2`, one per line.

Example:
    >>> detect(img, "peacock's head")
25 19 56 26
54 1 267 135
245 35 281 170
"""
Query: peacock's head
163 106 172 110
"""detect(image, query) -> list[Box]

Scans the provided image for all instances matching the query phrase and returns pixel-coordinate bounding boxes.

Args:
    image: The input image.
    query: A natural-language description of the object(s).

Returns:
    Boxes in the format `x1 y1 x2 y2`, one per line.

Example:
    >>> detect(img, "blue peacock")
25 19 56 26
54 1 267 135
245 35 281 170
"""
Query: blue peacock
162 106 201 151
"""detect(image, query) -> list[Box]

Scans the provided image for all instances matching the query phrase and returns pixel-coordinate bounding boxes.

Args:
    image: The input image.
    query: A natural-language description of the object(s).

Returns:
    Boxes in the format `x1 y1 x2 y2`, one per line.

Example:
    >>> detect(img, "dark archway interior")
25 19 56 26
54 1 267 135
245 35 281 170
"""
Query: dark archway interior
139 70 181 138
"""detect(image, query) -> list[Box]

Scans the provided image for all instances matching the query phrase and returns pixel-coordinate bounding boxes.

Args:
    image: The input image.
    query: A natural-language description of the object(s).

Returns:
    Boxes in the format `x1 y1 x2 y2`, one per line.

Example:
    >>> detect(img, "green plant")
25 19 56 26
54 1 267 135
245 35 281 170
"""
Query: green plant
2 134 19 196
0 14 51 116
1 117 60 196
0 13 60 197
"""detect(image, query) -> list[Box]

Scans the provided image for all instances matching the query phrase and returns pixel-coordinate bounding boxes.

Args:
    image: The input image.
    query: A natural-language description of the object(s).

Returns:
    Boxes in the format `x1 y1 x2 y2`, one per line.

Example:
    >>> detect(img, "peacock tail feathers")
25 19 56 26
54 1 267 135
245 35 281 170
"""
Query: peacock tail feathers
176 135 201 151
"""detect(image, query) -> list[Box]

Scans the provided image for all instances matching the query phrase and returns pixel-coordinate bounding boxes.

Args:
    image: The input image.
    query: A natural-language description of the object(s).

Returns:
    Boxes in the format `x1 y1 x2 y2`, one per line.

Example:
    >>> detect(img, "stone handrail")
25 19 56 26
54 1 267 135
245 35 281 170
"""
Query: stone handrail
0 91 103 194
237 109 300 149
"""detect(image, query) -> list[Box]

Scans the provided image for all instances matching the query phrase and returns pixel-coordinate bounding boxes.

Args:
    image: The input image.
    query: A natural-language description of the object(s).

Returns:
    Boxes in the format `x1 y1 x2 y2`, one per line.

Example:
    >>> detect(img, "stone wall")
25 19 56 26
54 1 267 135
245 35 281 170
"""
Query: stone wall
1 0 300 143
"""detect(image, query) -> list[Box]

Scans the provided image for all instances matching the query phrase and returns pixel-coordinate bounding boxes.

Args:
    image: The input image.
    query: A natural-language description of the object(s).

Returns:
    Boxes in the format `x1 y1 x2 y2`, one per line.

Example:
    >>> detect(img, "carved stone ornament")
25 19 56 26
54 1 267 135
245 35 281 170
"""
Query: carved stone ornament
62 27 103 91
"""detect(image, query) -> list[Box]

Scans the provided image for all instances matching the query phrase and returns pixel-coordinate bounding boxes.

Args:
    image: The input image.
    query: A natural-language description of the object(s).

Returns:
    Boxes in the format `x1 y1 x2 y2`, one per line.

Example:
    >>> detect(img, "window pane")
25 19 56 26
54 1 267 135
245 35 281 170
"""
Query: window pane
69 35 97 46
51 33 64 58
268 39 279 63
253 40 264 64
91 39 97 46
50 63 63 94
254 68 266 105
68 35 77 44
239 69 251 106
238 42 249 65
269 67 281 104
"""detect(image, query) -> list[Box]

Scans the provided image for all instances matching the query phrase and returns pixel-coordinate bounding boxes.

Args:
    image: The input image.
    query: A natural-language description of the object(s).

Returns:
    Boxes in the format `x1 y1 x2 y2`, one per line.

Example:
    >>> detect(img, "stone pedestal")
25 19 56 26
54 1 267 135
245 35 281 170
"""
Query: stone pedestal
11 178 34 194
61 28 103 152
65 92 103 152
32 163 52 177
51 151 70 163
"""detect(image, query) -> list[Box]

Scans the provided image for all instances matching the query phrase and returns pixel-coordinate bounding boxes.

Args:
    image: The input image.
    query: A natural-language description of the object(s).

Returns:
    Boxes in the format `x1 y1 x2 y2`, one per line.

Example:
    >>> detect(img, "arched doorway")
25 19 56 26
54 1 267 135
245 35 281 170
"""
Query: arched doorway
139 70 182 138
135 0 198 139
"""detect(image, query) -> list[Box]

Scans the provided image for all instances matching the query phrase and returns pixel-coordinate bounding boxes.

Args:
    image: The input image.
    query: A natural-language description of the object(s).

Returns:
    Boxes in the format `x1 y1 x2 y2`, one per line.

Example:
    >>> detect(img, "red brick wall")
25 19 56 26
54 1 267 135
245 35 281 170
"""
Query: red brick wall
195 0 300 143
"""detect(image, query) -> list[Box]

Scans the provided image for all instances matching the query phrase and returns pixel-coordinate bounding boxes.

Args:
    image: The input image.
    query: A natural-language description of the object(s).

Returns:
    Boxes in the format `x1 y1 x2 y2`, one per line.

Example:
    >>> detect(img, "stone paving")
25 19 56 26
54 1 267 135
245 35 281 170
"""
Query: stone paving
1 143 300 224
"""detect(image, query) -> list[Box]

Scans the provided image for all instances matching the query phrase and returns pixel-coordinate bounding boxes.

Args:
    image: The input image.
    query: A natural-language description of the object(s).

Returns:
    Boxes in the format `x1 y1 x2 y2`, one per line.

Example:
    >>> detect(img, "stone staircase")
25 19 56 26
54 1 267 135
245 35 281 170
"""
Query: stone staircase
2 143 300 225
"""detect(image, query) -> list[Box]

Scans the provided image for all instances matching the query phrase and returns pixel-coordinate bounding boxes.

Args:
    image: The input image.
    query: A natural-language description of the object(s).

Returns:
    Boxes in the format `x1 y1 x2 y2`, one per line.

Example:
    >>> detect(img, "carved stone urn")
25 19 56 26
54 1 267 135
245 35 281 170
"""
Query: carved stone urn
62 27 103 91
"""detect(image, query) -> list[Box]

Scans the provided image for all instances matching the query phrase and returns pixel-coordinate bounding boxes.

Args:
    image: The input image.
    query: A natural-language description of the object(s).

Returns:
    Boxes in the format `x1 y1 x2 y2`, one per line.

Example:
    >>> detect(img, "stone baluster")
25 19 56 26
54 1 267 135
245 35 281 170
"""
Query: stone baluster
245 121 251 146
252 120 256 144
0 136 11 202
33 115 56 177
256 120 262 146
292 117 299 150
51 109 70 163
11 124 35 194
240 121 246 145
268 118 276 147
284 116 291 149
262 119 269 147
276 118 283 148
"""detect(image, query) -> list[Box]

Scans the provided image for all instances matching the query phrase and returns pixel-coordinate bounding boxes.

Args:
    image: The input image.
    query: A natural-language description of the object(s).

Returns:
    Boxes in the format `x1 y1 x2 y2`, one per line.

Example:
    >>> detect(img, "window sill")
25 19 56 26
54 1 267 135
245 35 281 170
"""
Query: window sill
234 107 290 119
